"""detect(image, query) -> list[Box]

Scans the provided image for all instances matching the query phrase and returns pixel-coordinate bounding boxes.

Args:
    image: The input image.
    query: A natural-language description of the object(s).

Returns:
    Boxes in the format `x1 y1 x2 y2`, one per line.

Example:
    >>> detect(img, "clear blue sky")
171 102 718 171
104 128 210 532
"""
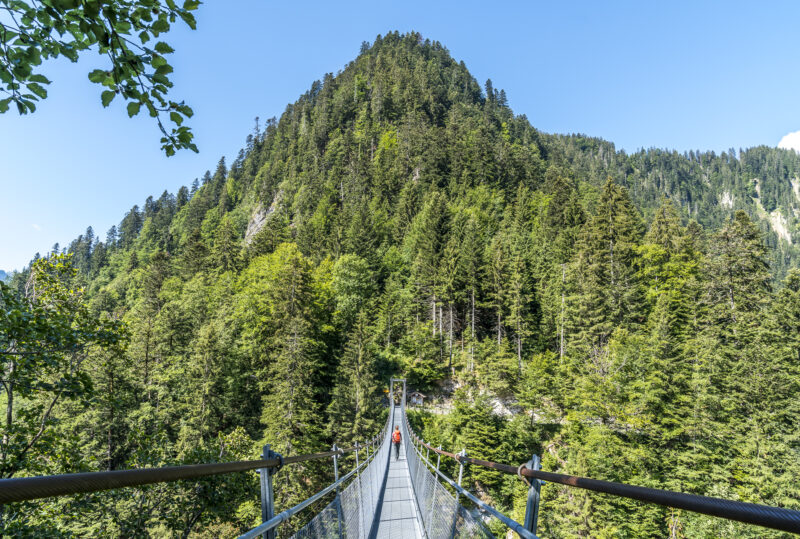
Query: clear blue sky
3 0 800 271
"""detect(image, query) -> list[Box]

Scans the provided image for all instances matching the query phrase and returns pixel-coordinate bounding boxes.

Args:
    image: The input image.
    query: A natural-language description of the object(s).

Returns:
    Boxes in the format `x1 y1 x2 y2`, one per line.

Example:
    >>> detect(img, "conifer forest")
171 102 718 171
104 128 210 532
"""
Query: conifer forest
2 33 800 537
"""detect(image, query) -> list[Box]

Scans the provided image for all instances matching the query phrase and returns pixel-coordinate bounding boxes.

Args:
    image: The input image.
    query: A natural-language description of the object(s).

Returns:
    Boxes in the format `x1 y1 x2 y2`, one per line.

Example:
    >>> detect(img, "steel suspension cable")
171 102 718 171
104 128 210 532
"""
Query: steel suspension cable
405 418 800 535
0 448 358 505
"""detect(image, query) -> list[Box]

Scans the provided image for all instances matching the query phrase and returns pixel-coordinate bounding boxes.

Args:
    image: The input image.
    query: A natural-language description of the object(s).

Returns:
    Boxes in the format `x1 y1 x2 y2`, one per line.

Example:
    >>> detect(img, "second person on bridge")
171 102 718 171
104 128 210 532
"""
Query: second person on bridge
392 426 402 460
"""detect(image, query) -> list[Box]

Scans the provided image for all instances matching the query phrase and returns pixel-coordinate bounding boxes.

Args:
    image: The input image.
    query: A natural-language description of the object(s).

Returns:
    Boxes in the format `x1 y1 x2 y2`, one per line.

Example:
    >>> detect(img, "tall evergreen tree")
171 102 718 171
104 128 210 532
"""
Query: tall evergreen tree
327 310 382 445
570 179 645 354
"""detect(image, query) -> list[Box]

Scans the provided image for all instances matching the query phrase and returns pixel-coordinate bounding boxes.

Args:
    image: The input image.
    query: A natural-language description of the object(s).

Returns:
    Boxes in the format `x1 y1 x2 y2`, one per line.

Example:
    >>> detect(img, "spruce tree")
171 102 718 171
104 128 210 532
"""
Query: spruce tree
327 310 382 445
213 217 240 273
237 244 324 510
571 179 645 354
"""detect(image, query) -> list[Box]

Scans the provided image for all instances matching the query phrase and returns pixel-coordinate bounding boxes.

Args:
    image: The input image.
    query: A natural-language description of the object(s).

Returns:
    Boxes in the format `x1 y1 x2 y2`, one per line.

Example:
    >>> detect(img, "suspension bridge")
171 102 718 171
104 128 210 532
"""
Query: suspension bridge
1 378 799 537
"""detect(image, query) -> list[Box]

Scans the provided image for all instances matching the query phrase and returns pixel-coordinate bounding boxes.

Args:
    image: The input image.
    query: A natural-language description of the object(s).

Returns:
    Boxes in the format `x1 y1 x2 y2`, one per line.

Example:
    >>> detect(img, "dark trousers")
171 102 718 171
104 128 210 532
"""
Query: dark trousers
394 441 400 460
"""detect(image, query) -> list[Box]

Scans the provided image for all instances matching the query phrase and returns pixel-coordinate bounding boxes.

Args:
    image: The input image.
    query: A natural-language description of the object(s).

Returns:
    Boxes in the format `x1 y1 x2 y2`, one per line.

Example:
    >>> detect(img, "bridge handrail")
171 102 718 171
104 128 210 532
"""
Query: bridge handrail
238 443 379 539
405 414 800 535
402 405 536 539
0 434 384 506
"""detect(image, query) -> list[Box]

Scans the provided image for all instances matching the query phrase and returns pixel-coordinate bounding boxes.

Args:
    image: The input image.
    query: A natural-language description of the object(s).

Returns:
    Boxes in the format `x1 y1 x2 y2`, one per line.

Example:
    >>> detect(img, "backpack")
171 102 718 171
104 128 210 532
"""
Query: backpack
392 430 401 443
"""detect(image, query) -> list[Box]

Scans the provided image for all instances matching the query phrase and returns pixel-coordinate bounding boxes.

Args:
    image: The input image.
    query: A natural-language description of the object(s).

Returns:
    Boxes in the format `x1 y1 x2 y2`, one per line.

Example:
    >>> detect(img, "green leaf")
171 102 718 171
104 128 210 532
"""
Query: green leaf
151 55 167 68
169 111 182 125
27 82 48 99
28 74 51 84
179 104 194 118
0 98 11 113
101 90 115 107
114 21 132 34
183 0 201 10
154 41 174 54
88 69 106 83
127 101 141 117
178 11 196 30
152 18 170 34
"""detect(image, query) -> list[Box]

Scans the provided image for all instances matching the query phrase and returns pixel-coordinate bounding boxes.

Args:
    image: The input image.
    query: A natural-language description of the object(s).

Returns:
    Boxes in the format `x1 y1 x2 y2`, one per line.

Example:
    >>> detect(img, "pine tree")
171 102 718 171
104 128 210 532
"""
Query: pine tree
180 228 208 276
327 310 382 445
571 179 645 354
176 186 189 209
404 191 448 339
773 269 800 364
237 244 325 511
504 186 537 373
119 205 142 248
213 217 240 273
457 215 484 373
679 210 786 536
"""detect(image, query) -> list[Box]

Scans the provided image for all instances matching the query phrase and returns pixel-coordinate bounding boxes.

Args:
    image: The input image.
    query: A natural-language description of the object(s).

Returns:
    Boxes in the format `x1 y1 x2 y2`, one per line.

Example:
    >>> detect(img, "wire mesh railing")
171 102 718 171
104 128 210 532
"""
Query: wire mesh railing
7 376 797 537
397 383 503 539
404 387 800 536
288 409 393 539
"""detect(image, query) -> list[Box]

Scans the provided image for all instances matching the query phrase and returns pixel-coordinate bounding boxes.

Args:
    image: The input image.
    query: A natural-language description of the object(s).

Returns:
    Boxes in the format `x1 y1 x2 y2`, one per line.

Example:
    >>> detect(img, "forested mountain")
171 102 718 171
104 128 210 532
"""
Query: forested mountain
2 32 799 537
544 135 800 279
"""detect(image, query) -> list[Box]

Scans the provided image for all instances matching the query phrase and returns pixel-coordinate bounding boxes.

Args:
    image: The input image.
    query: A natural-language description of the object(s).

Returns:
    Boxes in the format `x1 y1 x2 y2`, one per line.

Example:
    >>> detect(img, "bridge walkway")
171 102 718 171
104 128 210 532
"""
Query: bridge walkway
371 412 423 539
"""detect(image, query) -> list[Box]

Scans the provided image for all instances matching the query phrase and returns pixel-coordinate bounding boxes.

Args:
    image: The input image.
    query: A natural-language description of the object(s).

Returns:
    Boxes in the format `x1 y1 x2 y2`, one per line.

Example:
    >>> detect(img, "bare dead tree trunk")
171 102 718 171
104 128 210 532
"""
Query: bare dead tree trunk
432 294 436 337
470 288 475 372
2 362 14 469
559 264 566 363
448 303 453 373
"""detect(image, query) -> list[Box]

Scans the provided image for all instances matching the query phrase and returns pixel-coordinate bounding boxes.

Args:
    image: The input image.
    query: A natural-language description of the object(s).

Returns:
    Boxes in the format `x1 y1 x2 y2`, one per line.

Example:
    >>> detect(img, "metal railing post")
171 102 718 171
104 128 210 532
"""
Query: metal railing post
456 449 466 489
523 454 542 535
333 443 343 539
450 448 467 539
355 441 364 538
259 444 278 539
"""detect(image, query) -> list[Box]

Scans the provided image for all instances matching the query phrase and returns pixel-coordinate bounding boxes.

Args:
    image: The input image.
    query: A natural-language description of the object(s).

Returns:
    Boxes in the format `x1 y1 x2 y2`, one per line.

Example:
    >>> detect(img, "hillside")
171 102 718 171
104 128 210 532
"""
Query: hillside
5 32 800 537
544 134 800 278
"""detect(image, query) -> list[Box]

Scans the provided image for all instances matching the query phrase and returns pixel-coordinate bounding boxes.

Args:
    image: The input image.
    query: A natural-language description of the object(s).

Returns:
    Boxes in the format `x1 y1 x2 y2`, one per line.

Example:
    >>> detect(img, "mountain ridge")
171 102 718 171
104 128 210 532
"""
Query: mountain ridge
7 31 800 538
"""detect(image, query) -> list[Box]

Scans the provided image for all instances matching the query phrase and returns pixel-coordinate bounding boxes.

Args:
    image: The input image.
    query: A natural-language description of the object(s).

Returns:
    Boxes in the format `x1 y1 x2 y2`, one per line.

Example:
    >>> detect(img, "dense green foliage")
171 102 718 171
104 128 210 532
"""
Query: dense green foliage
548 135 800 279
3 32 799 536
0 0 199 155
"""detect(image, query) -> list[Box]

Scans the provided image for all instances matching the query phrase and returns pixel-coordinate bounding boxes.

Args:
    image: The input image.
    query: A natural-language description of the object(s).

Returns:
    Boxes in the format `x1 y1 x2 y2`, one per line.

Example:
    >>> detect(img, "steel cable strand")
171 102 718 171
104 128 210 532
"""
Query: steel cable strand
406 424 800 535
0 448 354 505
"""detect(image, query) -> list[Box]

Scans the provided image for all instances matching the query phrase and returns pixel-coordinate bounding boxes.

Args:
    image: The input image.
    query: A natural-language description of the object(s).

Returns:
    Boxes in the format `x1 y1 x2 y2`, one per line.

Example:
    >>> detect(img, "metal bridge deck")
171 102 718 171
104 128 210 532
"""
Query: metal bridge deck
372 419 423 539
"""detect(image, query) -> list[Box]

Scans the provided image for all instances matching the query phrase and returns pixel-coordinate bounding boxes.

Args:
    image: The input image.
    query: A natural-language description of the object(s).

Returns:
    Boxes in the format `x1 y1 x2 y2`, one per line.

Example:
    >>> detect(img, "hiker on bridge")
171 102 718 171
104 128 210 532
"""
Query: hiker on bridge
392 425 401 460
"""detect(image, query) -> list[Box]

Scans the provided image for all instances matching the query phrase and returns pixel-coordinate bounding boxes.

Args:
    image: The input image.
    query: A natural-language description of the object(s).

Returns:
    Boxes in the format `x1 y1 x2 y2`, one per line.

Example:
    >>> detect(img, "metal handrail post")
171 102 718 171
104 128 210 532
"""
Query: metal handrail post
259 444 279 539
450 448 466 539
332 443 343 539
523 454 542 535
355 441 364 538
456 450 465 494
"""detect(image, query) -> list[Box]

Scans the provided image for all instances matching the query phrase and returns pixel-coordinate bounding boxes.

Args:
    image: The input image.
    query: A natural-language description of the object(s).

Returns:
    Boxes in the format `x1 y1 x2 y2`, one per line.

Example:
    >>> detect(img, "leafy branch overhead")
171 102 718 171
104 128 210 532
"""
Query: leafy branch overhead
0 0 200 156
